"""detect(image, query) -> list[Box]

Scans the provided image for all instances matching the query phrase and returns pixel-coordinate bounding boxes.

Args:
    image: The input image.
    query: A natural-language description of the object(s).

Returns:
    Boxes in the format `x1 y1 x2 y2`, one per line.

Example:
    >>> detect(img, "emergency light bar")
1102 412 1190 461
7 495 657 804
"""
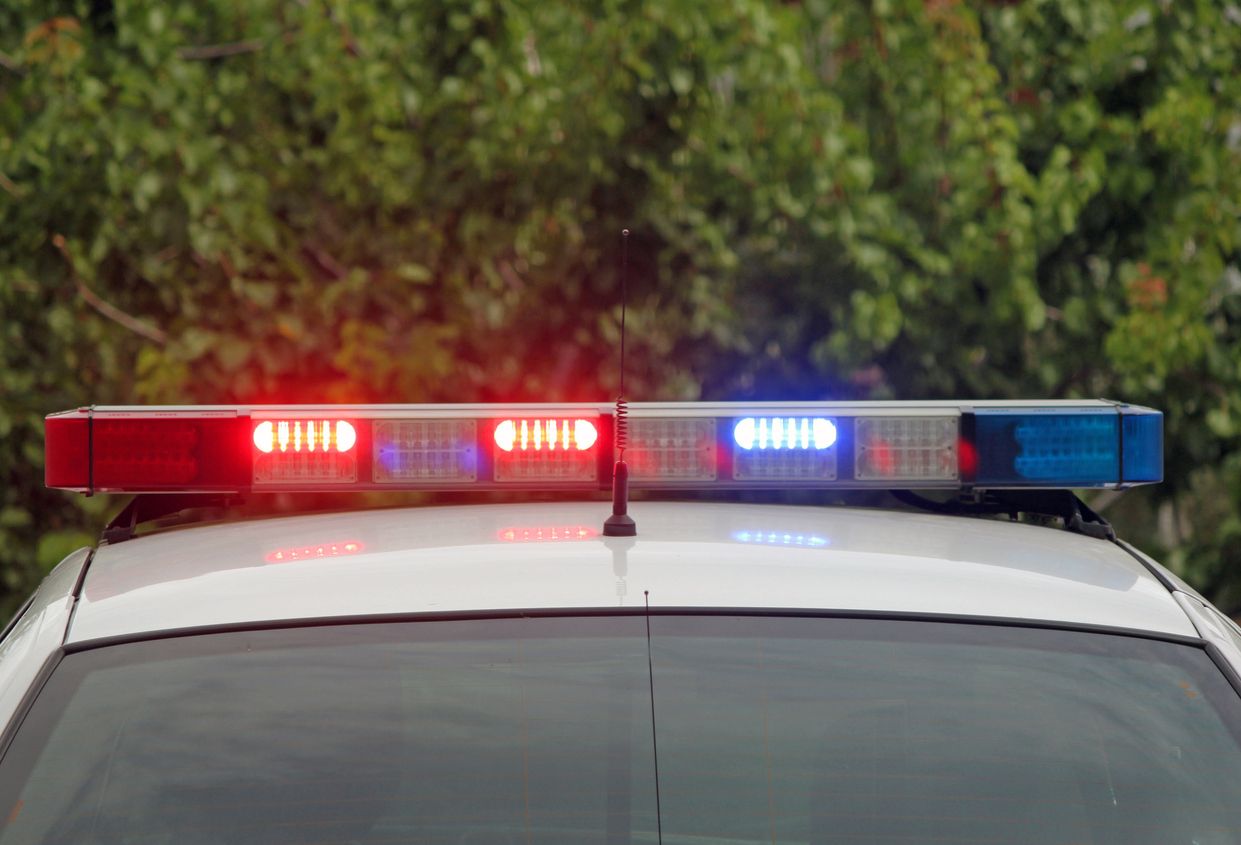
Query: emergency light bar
44 401 1162 495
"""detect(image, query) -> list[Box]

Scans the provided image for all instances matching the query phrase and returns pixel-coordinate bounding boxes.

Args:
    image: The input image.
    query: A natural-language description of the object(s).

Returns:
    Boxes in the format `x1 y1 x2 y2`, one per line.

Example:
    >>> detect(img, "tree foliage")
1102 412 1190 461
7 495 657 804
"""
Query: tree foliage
2 0 1239 612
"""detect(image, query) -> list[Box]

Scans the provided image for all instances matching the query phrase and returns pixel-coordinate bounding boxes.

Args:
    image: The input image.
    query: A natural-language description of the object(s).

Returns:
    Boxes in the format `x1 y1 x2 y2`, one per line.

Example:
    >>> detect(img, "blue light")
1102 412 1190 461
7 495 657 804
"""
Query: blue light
974 407 1162 488
1122 408 1163 483
734 417 836 450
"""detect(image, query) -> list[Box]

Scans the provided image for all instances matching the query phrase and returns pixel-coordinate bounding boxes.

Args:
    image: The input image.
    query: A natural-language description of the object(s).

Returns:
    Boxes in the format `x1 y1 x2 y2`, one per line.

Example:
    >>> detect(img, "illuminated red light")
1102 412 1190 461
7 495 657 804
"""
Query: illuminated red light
494 419 598 452
253 420 356 454
265 540 365 563
958 437 978 478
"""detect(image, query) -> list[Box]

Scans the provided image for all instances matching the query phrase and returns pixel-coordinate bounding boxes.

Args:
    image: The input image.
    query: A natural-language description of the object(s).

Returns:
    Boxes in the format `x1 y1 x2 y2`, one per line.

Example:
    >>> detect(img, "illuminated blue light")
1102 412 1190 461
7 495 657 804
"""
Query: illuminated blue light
974 407 1162 488
734 417 836 450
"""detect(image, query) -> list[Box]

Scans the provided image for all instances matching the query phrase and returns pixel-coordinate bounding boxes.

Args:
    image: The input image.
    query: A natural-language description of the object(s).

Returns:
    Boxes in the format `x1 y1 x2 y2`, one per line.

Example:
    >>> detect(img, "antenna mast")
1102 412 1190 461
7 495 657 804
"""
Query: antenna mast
603 229 637 537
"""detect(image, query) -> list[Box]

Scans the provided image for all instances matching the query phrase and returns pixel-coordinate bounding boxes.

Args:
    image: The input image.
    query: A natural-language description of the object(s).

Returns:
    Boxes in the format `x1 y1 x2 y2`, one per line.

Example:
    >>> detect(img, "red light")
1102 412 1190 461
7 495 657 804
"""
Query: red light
867 437 895 476
95 420 200 485
253 420 356 454
252 418 359 486
492 417 600 483
44 411 247 493
265 540 365 563
45 414 89 490
494 419 597 452
958 437 977 478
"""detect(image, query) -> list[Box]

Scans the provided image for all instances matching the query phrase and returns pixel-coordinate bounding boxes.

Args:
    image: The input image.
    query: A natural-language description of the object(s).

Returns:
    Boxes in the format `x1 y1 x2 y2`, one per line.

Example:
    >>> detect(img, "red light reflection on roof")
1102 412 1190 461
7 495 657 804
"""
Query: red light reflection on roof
265 540 365 563
497 525 598 543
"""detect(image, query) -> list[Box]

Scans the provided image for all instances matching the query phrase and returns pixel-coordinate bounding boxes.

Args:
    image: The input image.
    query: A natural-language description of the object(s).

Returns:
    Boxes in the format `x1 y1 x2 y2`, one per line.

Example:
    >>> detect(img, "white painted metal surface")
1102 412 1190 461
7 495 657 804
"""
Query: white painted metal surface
0 549 89 731
1174 592 1241 677
64 502 1196 643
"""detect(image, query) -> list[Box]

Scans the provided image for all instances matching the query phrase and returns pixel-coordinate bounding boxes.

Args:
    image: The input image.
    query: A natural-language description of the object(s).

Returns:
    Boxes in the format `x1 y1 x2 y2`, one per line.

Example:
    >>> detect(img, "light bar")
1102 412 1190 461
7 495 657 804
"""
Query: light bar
44 401 1162 494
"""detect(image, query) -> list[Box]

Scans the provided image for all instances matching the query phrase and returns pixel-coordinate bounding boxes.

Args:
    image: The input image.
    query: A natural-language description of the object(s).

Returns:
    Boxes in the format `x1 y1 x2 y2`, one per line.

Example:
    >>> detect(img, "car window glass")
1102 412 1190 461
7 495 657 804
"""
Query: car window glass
2 616 1240 845
649 616 1241 845
0 618 656 845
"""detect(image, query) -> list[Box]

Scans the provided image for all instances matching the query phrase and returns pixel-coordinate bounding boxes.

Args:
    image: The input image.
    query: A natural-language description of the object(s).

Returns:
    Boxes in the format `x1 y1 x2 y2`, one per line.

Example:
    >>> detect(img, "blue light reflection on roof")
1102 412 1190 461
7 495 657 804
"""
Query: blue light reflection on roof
732 530 830 547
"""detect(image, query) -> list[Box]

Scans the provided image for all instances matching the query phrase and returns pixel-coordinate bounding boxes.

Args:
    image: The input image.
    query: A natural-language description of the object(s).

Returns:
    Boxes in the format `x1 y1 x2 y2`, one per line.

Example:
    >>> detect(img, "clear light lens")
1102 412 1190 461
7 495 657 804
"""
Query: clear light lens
492 418 599 482
854 416 958 481
493 419 597 452
734 417 755 450
373 420 477 483
252 419 358 485
733 417 836 450
253 421 274 453
627 418 717 481
335 421 356 452
574 419 598 450
732 416 838 481
494 419 516 452
252 420 355 454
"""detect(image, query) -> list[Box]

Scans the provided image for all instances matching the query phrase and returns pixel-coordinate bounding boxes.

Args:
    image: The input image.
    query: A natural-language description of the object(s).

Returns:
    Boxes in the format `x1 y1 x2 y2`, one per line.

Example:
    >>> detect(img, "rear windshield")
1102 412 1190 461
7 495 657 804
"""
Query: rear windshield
1 616 1240 845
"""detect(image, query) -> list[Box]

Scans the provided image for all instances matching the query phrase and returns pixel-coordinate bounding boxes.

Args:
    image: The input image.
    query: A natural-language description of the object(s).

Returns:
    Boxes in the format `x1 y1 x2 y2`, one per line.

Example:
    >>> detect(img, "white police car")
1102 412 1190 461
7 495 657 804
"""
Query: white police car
1 401 1239 844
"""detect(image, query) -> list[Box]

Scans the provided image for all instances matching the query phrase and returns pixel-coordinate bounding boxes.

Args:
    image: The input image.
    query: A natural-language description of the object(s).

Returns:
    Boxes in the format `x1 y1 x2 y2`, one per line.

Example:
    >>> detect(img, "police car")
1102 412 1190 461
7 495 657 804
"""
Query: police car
1 401 1240 844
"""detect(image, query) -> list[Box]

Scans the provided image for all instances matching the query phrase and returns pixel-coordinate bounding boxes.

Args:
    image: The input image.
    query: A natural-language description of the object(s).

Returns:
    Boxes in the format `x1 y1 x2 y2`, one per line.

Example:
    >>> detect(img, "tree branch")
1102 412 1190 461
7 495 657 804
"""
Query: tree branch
52 234 168 345
0 50 23 76
176 40 263 61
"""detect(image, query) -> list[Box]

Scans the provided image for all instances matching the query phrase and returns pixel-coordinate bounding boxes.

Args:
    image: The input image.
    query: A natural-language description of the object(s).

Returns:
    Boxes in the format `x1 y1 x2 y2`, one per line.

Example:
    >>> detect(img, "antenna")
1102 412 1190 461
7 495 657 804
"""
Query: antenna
604 229 637 537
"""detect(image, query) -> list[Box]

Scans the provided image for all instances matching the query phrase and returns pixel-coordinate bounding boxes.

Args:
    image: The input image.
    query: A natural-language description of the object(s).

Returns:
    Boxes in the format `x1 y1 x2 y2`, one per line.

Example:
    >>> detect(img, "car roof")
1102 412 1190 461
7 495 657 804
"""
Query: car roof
66 501 1196 644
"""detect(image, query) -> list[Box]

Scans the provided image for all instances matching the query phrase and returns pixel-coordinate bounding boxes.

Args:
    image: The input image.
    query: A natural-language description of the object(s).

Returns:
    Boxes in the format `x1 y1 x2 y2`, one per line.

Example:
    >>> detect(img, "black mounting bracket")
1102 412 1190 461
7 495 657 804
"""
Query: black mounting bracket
101 494 246 545
891 489 1117 541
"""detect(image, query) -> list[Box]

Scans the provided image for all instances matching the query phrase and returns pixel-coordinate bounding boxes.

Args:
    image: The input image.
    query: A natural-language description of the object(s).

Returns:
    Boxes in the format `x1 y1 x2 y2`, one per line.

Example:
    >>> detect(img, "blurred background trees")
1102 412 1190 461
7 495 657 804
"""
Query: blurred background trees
2 0 1239 612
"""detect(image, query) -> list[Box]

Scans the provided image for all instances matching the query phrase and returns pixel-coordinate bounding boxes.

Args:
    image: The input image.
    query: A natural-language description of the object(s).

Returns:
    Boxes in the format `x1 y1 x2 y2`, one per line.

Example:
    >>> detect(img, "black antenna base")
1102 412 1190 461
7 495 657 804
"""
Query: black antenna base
603 512 636 537
603 459 637 537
